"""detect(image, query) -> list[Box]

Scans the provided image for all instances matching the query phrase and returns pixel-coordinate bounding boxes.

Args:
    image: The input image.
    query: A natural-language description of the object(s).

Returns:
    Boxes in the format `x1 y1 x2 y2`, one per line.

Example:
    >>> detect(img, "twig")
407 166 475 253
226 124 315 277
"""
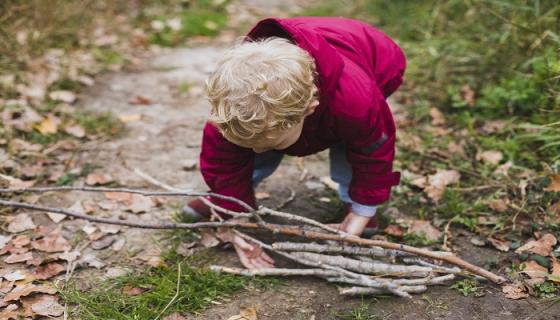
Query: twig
290 252 433 277
442 219 453 251
210 266 340 277
274 187 296 210
327 274 456 287
154 263 181 320
339 285 427 296
259 207 342 235
272 242 409 258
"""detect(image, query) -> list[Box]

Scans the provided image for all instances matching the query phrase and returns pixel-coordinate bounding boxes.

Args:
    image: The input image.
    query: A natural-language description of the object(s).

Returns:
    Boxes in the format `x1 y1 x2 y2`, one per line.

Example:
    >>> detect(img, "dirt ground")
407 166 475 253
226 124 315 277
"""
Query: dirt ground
69 0 560 319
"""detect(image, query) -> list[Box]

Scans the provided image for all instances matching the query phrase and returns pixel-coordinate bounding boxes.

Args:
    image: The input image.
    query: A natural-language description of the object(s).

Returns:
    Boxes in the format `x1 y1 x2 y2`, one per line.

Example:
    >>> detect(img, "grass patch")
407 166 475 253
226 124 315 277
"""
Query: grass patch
449 279 484 297
76 112 124 137
62 228 279 319
334 300 386 320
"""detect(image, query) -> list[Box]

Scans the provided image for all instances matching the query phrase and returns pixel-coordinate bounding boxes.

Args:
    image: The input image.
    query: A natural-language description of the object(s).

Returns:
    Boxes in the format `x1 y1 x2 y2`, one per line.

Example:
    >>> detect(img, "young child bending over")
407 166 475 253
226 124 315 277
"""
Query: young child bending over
184 17 406 269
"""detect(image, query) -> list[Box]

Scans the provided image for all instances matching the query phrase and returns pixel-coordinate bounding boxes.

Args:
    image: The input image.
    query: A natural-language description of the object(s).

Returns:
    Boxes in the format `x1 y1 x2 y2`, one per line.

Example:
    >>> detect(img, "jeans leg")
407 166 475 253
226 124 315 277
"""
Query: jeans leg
329 142 352 203
252 150 284 187
329 143 378 217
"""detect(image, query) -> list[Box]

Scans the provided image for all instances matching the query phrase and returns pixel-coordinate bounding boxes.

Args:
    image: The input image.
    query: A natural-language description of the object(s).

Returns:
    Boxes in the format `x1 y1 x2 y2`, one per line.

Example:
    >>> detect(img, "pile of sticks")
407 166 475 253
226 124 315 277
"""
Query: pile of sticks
0 182 506 298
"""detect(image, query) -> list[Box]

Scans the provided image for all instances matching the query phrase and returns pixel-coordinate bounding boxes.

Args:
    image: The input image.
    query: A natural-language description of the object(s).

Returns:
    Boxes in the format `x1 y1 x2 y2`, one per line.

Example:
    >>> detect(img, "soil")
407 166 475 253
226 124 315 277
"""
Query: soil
69 0 560 319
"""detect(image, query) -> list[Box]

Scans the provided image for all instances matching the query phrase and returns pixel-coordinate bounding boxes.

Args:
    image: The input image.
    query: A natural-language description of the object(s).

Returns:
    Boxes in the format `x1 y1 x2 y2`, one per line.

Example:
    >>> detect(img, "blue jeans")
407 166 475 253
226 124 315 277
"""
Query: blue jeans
252 143 377 217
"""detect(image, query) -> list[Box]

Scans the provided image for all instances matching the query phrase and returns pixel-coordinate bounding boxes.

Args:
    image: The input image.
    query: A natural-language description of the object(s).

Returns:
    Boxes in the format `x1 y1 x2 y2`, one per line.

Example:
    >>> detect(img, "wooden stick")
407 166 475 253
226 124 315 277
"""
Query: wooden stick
340 285 428 296
273 241 407 258
210 266 340 277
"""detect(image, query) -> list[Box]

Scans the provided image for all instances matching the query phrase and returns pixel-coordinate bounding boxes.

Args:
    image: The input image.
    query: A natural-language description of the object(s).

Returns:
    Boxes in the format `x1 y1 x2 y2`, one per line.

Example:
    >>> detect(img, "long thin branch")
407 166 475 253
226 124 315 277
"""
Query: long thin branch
272 241 408 258
340 285 428 296
210 266 340 277
326 274 456 287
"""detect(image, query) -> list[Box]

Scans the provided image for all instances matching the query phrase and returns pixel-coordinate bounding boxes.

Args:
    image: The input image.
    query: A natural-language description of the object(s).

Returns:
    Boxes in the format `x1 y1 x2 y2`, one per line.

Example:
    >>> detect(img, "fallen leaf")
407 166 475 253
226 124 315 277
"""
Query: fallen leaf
4 252 33 264
104 191 132 203
384 225 404 237
424 169 461 202
516 234 557 256
429 107 445 126
22 294 64 317
49 90 76 103
125 194 153 213
34 263 65 280
502 282 528 300
57 251 80 263
408 220 441 242
544 174 560 192
0 303 19 319
0 235 12 249
135 248 163 267
200 231 220 248
460 84 476 107
111 238 126 251
549 256 560 284
85 172 114 185
177 242 196 257
128 95 152 105
487 199 509 212
447 141 464 154
0 173 35 189
481 120 507 134
91 236 117 250
97 199 117 210
521 261 548 283
493 161 513 176
98 224 121 234
470 236 486 247
255 192 270 200
476 150 503 166
118 114 142 123
122 285 148 296
64 124 86 138
7 213 36 233
33 114 60 135
32 233 71 253
79 253 106 269
227 306 258 320
487 237 510 252
3 270 28 282
3 284 57 302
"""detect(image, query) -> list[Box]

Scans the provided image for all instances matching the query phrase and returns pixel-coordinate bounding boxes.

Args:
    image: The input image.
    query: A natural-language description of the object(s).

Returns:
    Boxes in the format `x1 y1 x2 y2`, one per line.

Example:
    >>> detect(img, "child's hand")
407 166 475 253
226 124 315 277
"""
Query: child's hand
216 227 275 269
328 212 370 236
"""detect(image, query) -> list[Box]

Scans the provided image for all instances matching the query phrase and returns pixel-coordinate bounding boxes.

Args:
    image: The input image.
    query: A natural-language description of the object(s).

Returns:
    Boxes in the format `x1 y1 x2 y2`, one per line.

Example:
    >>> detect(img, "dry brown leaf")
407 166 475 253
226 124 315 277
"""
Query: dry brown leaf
408 220 441 242
228 305 258 320
181 159 198 171
104 191 132 203
487 199 509 212
85 172 114 186
3 270 29 282
544 174 560 192
487 237 510 252
0 235 13 249
3 284 57 302
549 256 560 283
502 282 528 300
21 294 64 317
91 236 117 250
0 173 35 189
57 250 80 263
476 150 503 166
7 213 36 233
383 225 404 237
424 169 461 202
429 107 445 126
460 84 475 107
125 194 153 213
80 253 106 269
32 233 71 253
4 252 33 264
33 114 60 135
493 161 513 176
49 90 76 103
481 120 507 134
34 263 65 280
200 231 220 248
0 303 20 319
515 233 557 256
135 248 163 267
128 95 152 105
521 261 548 283
122 285 148 296
64 124 86 138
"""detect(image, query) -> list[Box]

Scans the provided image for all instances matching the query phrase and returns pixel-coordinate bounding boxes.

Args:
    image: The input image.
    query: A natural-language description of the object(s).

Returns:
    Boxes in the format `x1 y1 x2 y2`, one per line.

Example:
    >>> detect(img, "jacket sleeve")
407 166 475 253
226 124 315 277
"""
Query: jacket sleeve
339 96 400 206
199 122 256 216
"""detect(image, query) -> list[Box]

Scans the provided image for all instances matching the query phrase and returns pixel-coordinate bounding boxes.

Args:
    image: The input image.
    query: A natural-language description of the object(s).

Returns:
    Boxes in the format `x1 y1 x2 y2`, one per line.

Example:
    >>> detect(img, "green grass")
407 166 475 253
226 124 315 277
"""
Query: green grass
449 279 485 297
62 232 278 319
334 300 386 320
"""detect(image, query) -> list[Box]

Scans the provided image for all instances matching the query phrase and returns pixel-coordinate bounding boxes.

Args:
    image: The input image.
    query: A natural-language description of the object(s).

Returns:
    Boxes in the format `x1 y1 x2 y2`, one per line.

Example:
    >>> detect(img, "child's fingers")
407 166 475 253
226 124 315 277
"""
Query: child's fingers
253 256 274 268
233 236 254 251
261 251 275 265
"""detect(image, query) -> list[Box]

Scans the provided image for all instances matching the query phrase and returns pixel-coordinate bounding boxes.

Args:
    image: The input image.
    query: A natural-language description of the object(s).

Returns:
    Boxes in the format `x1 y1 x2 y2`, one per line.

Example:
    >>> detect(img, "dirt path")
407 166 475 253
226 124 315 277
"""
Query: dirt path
72 1 560 319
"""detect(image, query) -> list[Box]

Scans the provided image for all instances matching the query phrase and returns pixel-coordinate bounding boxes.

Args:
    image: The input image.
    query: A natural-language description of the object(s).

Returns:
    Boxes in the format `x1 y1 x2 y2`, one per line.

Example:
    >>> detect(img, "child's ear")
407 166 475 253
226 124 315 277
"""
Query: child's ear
305 100 319 116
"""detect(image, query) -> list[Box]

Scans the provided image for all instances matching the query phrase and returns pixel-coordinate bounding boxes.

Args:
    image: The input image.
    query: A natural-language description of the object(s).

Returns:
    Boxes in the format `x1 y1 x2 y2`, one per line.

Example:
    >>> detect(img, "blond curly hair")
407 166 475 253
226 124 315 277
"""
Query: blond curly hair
205 37 318 148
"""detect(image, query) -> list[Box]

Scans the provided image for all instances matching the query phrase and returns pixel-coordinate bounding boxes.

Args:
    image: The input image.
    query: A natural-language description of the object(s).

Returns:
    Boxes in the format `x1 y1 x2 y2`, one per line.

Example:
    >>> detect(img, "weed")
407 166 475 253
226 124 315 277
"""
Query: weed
450 279 484 297
76 112 124 137
535 282 559 299
334 300 385 320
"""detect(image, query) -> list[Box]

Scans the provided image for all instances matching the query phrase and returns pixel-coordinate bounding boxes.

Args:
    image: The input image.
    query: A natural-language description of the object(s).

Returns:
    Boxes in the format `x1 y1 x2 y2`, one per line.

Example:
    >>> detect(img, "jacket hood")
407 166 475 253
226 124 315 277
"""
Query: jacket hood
246 18 344 107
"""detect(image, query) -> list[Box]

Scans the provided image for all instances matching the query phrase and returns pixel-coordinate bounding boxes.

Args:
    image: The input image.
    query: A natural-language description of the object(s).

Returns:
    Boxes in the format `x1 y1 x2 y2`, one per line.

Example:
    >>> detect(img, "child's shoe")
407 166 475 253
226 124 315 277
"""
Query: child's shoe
182 198 212 222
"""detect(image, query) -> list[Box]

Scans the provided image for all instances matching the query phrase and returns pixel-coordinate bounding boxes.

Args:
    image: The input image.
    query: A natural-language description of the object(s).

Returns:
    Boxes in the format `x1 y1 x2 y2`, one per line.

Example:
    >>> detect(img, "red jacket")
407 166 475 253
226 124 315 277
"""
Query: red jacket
200 17 406 213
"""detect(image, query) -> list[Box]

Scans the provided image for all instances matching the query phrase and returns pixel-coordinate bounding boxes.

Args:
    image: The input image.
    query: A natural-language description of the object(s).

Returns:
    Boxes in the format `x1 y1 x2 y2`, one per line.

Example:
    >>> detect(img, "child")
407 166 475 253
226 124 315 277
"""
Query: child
185 17 405 269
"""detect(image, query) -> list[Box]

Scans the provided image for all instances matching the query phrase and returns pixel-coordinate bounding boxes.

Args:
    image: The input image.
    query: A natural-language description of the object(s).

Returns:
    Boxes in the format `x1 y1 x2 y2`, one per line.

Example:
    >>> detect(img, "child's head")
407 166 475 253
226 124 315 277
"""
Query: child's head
206 37 318 153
